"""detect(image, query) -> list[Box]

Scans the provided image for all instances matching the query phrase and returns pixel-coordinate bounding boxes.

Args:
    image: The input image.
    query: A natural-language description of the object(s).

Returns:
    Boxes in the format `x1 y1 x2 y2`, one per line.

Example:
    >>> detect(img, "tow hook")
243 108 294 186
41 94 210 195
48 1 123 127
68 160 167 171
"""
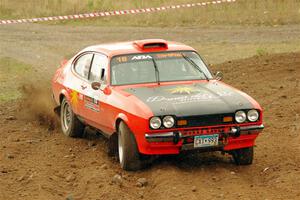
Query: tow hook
173 131 180 144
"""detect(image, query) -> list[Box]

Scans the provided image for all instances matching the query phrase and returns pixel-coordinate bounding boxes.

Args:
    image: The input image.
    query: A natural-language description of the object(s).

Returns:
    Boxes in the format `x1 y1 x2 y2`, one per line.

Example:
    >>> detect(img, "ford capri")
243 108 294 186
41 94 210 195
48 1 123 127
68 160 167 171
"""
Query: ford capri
52 39 264 170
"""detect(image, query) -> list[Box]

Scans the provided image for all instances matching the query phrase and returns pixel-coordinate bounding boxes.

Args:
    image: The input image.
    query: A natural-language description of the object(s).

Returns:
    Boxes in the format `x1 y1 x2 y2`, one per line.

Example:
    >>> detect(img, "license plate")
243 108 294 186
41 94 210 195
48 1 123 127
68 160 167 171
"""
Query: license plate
194 134 219 148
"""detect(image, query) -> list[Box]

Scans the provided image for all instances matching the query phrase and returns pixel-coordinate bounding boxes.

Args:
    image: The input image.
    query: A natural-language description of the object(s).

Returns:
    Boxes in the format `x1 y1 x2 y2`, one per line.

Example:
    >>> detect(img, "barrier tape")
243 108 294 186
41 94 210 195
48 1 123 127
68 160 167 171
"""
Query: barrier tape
0 0 236 25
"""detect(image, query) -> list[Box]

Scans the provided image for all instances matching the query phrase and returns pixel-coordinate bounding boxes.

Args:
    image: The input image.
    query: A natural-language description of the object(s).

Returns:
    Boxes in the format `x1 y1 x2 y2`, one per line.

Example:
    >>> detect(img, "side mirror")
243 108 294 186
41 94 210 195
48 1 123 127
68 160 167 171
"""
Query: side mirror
91 82 101 90
215 71 223 81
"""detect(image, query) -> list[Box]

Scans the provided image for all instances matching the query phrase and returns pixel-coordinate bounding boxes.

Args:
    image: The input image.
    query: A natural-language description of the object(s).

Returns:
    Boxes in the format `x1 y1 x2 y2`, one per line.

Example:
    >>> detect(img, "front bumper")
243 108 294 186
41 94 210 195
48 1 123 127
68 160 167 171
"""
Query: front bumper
145 124 264 142
143 124 264 154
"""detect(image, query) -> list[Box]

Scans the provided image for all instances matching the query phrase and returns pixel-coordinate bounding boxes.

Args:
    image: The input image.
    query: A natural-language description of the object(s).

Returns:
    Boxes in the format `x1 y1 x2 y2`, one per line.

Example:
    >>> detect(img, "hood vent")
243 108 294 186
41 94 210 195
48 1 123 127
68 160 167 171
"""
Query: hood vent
133 39 168 51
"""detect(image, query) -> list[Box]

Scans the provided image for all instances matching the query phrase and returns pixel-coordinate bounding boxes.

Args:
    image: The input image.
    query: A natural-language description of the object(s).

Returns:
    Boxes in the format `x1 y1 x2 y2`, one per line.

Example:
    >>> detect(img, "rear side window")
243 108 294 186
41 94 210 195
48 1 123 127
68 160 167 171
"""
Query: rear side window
74 54 93 79
89 54 108 83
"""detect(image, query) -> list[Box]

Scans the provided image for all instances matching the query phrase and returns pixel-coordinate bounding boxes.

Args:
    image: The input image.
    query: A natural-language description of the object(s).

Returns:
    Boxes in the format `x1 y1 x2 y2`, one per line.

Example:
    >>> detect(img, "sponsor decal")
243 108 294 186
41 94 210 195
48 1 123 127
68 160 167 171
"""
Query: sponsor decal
70 90 79 106
84 96 100 112
131 55 152 60
112 52 196 65
156 53 182 59
146 91 233 104
181 127 229 136
116 56 128 63
167 86 201 95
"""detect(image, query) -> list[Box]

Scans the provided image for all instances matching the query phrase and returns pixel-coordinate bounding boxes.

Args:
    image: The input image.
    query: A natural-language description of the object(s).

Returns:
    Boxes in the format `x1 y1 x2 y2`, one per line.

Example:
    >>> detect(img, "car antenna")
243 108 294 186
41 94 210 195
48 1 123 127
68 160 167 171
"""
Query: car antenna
151 57 160 85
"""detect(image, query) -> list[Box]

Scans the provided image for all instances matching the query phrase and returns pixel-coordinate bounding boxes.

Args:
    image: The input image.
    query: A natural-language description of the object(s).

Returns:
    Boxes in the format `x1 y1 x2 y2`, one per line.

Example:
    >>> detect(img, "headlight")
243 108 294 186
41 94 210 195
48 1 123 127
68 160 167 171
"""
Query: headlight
235 111 246 123
162 116 175 128
247 110 259 122
150 117 161 129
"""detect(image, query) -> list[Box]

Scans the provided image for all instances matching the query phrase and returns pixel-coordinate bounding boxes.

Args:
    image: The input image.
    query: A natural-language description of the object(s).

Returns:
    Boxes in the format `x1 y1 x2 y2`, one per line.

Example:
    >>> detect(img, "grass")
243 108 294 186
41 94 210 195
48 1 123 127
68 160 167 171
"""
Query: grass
0 57 31 103
256 47 268 57
0 0 300 26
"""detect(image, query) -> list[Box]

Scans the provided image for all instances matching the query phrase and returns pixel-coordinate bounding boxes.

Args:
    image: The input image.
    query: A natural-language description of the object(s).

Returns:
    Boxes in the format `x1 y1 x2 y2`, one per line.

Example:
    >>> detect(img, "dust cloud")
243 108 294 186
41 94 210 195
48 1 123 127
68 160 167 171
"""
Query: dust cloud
19 79 59 131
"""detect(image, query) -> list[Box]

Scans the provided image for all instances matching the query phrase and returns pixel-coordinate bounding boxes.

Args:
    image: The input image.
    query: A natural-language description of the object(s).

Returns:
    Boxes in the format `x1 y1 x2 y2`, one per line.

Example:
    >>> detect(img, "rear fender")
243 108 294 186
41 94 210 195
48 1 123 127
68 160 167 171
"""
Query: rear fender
60 59 68 68
60 89 71 104
54 89 71 116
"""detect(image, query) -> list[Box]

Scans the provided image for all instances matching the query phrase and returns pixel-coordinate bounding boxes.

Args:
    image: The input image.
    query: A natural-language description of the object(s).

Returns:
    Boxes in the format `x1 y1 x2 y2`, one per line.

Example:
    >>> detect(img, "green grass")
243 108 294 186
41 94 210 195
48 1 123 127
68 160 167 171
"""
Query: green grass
256 47 268 57
0 0 300 26
0 57 31 103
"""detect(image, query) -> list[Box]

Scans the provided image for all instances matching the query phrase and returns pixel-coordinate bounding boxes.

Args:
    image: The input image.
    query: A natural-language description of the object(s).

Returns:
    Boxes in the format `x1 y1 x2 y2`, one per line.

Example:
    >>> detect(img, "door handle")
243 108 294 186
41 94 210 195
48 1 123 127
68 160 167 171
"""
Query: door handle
81 85 87 90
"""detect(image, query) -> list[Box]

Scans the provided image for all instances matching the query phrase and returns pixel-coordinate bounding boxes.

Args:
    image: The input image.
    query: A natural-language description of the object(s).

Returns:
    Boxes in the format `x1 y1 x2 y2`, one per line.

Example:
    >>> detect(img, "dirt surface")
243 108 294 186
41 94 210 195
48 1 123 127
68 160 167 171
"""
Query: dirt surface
1 52 300 200
1 24 300 200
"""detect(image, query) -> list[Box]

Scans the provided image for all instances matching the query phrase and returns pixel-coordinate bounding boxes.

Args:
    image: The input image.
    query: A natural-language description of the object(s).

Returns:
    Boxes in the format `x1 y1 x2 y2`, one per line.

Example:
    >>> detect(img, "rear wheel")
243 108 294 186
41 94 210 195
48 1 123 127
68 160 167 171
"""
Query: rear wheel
231 146 254 165
60 98 84 137
107 133 118 156
118 121 149 171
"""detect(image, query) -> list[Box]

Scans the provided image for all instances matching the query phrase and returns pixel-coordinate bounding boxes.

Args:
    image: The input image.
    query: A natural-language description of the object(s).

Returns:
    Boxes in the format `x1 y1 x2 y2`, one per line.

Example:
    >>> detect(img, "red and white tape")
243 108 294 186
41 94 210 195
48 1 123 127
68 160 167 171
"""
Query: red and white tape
0 0 236 25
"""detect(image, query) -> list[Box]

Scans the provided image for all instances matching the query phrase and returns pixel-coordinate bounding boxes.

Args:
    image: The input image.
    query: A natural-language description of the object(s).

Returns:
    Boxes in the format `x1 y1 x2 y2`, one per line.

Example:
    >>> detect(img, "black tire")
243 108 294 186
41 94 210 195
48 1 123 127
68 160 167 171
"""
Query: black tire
118 121 149 171
60 98 84 137
107 133 118 157
232 146 254 165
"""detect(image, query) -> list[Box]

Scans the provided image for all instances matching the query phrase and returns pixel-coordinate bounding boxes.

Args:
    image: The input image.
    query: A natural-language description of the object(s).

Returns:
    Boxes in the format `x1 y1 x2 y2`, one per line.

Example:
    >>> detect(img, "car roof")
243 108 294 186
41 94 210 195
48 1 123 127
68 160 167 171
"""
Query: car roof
81 39 196 57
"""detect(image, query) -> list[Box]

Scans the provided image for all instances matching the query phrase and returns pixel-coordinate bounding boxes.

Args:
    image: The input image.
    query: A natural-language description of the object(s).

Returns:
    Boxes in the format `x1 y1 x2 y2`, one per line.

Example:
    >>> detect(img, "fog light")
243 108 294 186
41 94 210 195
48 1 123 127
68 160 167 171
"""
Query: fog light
231 127 238 133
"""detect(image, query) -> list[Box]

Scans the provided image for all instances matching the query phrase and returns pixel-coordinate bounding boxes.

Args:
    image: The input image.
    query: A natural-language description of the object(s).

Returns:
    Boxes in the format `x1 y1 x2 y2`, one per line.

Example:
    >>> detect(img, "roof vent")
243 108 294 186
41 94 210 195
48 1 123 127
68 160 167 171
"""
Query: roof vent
133 39 168 51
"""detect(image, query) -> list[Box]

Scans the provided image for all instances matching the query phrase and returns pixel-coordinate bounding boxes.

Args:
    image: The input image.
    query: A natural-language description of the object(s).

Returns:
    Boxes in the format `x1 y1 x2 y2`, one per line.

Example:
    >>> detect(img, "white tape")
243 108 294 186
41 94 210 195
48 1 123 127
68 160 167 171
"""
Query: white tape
0 0 236 25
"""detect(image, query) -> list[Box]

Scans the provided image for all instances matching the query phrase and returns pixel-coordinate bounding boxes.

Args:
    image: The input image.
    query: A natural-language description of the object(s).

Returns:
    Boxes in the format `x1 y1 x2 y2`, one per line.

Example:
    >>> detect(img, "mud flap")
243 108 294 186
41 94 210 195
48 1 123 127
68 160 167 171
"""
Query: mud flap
54 106 61 116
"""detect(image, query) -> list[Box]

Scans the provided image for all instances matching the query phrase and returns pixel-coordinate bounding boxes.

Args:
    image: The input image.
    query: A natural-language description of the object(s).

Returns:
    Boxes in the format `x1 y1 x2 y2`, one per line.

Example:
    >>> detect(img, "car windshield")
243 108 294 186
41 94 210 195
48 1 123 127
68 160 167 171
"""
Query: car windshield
110 51 213 86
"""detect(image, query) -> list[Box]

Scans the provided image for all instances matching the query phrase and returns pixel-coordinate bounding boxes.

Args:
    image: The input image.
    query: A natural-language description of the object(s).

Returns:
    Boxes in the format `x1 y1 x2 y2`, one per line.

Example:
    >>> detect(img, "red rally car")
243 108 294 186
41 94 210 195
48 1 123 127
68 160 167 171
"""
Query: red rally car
52 39 264 171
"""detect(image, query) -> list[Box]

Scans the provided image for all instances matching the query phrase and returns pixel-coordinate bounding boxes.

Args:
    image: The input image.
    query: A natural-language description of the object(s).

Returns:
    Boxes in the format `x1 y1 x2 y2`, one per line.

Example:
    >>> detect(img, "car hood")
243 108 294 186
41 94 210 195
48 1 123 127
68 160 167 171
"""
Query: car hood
122 81 255 117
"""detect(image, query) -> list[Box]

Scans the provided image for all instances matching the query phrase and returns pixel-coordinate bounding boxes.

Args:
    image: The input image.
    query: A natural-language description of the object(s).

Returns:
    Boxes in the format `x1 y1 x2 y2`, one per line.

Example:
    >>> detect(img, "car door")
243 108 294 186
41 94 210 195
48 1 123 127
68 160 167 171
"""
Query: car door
80 53 110 133
69 53 93 115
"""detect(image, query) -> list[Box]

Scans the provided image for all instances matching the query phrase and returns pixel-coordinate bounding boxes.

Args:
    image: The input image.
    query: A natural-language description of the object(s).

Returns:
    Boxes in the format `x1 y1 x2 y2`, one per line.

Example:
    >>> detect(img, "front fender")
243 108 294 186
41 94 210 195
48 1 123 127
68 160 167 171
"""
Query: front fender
115 112 150 154
114 113 130 131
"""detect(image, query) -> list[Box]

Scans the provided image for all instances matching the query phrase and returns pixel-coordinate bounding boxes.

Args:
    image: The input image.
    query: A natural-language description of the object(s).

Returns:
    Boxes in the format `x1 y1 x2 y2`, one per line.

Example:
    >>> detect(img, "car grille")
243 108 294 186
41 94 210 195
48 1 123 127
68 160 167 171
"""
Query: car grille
176 113 235 128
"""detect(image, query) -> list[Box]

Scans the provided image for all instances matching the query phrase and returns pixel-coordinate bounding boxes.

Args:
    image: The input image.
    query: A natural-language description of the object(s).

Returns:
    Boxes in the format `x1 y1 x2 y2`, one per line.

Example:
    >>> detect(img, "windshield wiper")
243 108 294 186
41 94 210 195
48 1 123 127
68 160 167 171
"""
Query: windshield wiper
151 57 160 85
181 53 209 81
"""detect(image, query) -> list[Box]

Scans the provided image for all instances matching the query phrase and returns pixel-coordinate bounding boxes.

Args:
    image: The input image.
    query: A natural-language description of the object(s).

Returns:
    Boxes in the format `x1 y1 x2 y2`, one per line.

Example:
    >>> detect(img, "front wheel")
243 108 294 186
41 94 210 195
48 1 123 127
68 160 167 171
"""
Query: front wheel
231 146 254 165
118 121 149 171
60 98 84 137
